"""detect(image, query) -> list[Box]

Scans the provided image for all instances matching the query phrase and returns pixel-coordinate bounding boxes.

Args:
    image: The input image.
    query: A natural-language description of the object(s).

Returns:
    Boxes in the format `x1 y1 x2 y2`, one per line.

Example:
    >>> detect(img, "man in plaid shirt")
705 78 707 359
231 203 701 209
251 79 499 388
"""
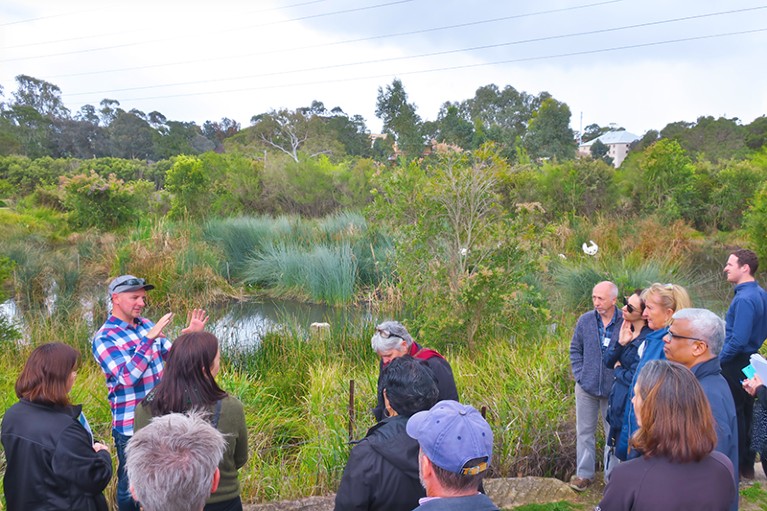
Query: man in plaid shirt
92 274 208 511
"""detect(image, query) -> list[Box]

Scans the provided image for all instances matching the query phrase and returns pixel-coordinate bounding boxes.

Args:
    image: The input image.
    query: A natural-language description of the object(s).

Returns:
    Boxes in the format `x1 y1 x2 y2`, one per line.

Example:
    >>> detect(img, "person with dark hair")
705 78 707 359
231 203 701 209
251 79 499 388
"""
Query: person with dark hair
406 400 499 511
334 356 439 511
598 360 736 511
721 248 767 479
603 288 650 476
134 332 247 511
92 274 208 511
370 320 458 422
1 343 113 511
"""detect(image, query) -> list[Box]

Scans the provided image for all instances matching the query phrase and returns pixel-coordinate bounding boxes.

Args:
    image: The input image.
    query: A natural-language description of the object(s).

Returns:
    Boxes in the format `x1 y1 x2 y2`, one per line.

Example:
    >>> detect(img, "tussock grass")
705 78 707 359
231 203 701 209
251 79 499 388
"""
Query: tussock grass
206 213 392 305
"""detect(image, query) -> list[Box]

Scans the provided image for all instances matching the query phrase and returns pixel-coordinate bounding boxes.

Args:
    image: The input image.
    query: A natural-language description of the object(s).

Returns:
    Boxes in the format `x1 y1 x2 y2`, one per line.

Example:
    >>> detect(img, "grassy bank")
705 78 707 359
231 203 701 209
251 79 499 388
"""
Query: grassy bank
0 311 575 506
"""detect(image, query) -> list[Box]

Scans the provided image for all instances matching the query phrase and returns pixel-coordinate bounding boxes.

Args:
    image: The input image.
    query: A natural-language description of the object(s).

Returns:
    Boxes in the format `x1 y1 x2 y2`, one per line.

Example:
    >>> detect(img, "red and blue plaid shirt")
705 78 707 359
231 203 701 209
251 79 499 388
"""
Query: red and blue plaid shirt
92 315 172 435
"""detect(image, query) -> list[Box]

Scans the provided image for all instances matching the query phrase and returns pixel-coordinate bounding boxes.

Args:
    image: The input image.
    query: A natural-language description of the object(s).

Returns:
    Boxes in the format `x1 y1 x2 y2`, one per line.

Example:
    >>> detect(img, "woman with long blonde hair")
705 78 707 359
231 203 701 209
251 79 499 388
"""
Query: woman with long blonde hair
614 283 691 461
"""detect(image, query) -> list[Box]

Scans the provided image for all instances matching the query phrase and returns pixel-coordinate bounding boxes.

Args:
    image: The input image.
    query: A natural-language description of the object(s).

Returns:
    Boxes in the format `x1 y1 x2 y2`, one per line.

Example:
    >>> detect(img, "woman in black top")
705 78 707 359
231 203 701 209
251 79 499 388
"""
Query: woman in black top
1 343 112 511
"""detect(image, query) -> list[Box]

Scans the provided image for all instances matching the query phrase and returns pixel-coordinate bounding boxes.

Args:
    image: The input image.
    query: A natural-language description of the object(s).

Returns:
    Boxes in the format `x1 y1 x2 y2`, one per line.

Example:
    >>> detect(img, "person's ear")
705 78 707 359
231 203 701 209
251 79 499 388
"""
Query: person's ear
400 340 408 352
130 485 137 501
419 451 434 480
211 467 221 494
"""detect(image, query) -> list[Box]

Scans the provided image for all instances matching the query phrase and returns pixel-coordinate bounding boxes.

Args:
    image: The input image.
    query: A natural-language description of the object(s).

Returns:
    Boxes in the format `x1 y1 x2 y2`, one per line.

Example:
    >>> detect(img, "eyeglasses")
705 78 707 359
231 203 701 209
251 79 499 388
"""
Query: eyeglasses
665 330 707 344
375 327 402 340
113 278 145 291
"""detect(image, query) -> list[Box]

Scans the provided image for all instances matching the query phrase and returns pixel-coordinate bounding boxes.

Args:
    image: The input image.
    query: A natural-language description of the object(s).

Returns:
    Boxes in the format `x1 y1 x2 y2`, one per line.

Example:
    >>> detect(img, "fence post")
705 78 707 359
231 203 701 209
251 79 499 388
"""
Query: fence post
348 379 355 442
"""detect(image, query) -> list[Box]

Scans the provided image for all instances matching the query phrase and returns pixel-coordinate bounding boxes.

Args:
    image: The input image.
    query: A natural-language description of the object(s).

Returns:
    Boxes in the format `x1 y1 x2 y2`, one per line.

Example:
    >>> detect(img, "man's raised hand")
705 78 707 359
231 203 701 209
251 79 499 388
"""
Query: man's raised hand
181 309 209 334
147 312 174 340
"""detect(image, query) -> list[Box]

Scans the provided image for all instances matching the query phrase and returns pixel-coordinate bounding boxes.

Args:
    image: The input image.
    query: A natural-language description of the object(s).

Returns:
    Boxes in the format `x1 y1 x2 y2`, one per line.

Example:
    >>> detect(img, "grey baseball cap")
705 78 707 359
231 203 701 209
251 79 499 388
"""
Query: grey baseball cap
108 275 154 295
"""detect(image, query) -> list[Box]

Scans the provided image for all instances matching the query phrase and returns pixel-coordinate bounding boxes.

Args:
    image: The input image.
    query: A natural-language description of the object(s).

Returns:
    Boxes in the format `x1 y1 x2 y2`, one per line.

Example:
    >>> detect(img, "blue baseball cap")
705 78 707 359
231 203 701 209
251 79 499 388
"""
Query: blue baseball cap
406 400 493 475
108 275 154 295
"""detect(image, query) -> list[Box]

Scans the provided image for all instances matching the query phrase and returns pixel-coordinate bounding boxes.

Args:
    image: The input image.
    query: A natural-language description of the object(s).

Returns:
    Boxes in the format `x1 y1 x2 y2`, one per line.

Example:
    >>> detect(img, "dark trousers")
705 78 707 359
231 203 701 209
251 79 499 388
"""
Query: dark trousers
721 354 756 471
205 497 244 511
113 429 141 511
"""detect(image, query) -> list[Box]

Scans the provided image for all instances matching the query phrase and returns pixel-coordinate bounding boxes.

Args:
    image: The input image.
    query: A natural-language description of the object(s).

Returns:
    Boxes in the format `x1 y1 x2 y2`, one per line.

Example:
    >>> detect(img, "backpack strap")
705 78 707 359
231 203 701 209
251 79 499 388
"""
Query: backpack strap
211 399 223 429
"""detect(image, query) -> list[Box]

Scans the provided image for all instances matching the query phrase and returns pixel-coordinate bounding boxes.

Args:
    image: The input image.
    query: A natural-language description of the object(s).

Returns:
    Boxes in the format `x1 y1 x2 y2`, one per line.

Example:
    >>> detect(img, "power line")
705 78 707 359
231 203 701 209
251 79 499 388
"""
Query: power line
2 0 330 50
47 0 625 80
64 6 767 97
72 27 765 106
0 6 106 27
0 0 417 62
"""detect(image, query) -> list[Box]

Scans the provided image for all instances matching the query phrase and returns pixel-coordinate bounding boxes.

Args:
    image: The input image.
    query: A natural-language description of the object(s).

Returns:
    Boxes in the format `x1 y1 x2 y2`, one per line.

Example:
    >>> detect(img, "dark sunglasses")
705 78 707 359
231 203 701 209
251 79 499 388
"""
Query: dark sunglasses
622 296 643 314
375 327 402 340
113 278 145 291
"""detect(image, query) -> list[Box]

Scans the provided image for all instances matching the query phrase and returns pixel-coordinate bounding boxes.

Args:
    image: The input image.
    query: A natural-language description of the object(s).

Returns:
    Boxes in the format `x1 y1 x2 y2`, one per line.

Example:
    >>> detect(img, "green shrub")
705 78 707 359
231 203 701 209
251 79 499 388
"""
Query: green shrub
60 171 154 230
165 155 211 220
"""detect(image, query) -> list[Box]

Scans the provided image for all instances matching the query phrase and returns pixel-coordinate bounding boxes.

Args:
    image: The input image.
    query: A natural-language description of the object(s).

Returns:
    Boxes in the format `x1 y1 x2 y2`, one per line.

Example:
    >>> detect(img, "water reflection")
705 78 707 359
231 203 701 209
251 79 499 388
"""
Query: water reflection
1 297 373 350
182 299 371 351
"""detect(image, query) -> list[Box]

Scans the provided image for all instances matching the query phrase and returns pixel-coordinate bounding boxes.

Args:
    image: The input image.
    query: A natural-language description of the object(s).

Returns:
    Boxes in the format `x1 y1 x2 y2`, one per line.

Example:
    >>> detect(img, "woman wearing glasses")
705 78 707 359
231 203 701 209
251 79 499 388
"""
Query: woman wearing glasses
614 283 691 461
599 360 736 510
603 289 650 472
370 321 458 422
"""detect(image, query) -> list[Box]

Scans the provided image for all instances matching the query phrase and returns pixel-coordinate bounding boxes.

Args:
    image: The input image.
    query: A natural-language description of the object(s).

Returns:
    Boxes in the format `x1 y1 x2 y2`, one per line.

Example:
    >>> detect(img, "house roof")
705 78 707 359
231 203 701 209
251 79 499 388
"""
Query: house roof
580 130 640 147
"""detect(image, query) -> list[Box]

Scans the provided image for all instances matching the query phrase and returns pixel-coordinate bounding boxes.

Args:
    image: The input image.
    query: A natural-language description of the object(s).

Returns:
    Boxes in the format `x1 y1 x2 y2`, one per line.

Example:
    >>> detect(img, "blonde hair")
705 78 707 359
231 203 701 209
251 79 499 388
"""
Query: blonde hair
641 283 692 327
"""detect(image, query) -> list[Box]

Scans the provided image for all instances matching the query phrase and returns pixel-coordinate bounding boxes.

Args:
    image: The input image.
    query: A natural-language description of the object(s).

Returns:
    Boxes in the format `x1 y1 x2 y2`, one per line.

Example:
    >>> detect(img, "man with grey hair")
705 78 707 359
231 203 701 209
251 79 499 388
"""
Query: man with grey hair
126 412 226 511
663 308 738 511
406 400 499 510
569 281 622 490
371 321 458 421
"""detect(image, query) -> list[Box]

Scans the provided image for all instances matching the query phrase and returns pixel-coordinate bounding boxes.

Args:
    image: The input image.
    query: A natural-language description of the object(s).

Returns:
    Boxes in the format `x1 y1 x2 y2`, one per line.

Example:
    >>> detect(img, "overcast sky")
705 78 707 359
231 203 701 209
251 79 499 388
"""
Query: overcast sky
1 0 765 136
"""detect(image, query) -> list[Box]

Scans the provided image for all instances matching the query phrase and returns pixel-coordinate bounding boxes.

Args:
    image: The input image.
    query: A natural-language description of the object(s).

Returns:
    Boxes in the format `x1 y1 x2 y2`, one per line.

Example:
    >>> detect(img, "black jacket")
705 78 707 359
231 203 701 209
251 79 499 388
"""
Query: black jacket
1 399 112 511
334 415 424 511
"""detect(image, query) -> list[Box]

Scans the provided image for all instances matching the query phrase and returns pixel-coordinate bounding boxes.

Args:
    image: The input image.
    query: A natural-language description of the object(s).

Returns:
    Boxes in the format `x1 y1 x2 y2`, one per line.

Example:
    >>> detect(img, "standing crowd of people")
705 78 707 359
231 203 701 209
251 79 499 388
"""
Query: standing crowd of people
2 248 767 511
572 248 767 511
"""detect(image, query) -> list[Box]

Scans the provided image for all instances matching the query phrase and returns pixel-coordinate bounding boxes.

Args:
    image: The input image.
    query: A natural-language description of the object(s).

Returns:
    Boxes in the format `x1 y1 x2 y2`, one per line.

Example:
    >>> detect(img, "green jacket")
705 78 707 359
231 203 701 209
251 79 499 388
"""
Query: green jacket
134 394 248 504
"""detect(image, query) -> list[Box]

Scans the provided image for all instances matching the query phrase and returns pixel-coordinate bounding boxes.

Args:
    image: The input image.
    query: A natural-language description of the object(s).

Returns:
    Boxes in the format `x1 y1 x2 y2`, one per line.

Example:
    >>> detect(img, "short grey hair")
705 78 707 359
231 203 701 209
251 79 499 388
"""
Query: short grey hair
672 308 725 356
371 320 413 353
126 412 226 511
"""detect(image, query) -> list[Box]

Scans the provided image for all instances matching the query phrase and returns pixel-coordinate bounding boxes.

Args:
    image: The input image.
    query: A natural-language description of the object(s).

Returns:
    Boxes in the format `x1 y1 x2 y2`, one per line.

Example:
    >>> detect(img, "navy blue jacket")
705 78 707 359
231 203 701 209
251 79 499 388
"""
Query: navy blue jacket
603 325 650 446
722 281 767 362
615 326 668 461
692 356 739 511
570 309 622 398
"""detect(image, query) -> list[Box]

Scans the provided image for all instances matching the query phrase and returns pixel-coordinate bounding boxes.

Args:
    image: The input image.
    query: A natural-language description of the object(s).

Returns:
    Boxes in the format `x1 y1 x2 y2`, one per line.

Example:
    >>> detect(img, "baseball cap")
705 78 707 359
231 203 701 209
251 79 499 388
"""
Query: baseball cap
108 275 154 295
406 400 493 475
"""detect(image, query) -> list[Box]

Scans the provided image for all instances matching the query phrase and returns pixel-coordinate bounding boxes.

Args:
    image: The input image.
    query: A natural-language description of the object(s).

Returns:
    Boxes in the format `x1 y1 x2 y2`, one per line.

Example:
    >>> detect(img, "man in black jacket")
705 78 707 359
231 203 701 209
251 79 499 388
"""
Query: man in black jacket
334 357 439 511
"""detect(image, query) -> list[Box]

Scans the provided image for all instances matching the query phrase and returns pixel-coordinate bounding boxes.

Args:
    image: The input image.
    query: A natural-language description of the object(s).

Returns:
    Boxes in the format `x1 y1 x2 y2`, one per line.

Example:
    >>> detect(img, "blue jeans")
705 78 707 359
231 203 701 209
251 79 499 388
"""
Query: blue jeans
113 429 141 511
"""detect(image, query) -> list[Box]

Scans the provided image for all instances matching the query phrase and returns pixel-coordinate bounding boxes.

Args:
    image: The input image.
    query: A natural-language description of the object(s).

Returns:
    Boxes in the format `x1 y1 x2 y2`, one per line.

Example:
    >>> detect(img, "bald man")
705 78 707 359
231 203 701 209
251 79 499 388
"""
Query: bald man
569 281 623 490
